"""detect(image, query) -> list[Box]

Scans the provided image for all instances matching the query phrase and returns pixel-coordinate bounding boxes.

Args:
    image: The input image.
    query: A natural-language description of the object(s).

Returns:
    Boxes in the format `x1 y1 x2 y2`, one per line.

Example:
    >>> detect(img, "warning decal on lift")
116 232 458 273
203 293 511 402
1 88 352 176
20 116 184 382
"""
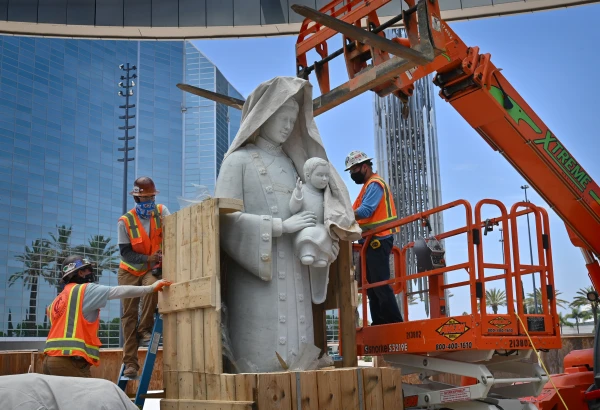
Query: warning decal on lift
436 318 470 341
440 387 471 403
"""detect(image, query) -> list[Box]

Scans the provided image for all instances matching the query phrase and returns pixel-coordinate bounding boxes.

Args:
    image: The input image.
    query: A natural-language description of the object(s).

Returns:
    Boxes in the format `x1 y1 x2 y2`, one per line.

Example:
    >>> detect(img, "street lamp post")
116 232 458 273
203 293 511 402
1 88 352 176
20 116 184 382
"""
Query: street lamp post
117 63 137 347
521 184 538 314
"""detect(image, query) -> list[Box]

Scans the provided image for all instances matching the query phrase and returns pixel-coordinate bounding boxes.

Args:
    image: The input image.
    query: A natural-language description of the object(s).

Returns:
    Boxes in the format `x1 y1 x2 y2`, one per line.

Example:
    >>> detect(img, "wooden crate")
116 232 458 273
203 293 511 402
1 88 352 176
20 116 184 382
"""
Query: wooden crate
159 198 392 410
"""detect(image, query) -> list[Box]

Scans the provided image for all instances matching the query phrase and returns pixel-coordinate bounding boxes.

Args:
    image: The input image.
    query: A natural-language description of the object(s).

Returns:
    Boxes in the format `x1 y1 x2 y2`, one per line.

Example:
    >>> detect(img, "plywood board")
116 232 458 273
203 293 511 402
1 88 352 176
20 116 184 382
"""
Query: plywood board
161 400 254 410
221 374 237 401
234 373 257 401
257 372 292 410
291 371 319 410
317 369 342 410
159 276 216 313
339 369 360 410
362 367 383 410
381 368 403 410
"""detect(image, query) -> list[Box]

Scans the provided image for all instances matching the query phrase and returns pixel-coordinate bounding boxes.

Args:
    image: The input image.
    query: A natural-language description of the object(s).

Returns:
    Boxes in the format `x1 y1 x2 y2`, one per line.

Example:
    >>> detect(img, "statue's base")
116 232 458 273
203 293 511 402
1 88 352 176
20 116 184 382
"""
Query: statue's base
160 366 404 410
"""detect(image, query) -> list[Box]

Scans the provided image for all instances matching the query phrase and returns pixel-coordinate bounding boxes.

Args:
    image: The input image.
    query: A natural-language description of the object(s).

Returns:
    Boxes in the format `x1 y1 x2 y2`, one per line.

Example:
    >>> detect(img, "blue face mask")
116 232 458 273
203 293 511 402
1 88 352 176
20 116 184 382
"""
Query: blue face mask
136 199 156 219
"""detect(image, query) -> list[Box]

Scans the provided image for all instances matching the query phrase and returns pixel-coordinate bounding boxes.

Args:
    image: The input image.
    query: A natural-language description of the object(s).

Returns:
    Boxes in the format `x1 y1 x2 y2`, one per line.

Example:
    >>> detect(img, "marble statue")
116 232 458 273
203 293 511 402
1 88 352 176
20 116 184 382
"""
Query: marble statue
215 77 361 373
290 158 335 268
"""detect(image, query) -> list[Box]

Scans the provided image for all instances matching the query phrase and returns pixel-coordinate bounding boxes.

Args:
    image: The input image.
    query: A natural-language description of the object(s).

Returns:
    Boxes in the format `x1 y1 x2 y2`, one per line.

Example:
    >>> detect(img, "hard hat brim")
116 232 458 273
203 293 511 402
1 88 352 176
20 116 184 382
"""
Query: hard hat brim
61 261 93 281
130 189 160 196
344 157 373 171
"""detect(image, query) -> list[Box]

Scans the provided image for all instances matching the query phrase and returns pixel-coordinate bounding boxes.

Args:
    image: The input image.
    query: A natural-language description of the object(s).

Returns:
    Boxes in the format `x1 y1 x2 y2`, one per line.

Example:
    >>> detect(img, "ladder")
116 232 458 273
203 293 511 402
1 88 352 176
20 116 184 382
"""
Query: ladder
117 310 163 409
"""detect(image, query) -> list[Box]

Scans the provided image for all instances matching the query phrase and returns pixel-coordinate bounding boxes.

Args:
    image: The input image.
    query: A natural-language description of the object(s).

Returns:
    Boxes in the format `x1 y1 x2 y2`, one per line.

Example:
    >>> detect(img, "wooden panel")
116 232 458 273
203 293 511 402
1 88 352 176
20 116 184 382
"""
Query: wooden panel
293 371 319 410
339 369 359 410
312 301 326 354
362 368 383 410
206 373 222 400
161 400 254 410
221 374 237 400
159 277 216 313
194 371 208 400
317 369 341 410
176 206 193 399
234 373 257 401
381 368 403 410
161 211 179 398
191 204 206 379
257 372 292 410
0 351 35 375
202 200 222 374
217 198 244 214
337 241 358 367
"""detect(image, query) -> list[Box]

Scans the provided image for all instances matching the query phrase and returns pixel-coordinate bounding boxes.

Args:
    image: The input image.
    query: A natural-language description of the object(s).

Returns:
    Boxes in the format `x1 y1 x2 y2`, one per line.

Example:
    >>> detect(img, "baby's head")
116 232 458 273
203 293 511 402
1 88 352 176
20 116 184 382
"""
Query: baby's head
304 157 330 190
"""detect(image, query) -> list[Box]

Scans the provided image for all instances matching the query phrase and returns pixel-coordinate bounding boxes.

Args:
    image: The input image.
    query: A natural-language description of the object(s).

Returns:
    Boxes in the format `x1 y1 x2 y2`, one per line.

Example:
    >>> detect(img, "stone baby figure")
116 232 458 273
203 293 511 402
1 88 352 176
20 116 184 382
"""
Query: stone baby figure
289 158 337 268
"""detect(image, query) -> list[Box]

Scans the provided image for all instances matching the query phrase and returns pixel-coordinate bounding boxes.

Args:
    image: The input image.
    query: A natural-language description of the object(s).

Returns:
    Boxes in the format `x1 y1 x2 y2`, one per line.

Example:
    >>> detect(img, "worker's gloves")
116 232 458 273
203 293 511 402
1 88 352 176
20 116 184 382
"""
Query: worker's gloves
151 279 173 292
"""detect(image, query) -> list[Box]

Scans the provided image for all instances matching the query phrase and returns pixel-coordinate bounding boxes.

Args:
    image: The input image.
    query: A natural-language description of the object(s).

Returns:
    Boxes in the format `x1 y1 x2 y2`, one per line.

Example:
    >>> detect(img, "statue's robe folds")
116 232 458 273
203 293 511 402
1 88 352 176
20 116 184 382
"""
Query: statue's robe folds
215 137 314 373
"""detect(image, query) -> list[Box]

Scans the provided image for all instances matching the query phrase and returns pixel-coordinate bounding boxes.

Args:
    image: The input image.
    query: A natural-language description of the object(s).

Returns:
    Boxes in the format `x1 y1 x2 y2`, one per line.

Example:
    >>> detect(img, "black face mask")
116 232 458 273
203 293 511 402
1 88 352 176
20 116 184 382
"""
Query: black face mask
350 169 366 184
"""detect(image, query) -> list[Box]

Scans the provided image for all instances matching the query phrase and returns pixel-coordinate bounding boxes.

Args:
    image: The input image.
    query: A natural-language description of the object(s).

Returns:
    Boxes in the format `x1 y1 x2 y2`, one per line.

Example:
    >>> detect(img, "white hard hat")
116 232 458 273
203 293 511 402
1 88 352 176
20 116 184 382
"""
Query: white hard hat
344 150 373 171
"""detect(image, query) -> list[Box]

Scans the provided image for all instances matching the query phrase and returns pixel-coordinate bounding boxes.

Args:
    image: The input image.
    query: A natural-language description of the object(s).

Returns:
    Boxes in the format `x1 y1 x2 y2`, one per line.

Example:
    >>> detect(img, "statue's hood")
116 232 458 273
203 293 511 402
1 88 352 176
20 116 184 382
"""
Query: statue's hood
225 76 362 241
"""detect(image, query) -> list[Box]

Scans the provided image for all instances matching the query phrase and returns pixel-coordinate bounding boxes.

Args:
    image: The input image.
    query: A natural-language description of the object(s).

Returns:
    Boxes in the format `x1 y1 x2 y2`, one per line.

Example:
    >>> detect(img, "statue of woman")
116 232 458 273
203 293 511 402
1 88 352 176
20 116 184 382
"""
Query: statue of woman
215 77 361 373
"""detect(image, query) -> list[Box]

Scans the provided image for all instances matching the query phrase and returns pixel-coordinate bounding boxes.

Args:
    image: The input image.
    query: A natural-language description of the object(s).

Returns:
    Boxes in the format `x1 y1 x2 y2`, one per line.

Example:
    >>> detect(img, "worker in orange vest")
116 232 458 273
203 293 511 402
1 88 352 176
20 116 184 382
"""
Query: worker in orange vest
345 151 403 326
117 176 170 378
43 255 171 377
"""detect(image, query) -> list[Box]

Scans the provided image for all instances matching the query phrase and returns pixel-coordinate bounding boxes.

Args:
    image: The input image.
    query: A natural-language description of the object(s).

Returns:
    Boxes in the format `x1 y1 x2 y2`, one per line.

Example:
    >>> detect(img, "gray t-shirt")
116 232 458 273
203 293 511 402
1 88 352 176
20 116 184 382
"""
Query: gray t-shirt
81 283 153 322
117 205 171 245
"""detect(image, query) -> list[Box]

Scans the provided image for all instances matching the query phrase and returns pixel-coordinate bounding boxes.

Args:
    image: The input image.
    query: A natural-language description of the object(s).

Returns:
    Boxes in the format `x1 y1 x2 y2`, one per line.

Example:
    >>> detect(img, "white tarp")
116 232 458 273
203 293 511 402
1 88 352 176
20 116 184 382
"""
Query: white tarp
0 373 139 410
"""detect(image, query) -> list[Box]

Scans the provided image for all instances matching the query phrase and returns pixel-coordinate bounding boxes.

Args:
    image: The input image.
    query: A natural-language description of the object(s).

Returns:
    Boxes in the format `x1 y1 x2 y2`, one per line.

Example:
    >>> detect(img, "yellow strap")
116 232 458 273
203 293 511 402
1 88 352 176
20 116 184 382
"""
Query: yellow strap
514 312 569 409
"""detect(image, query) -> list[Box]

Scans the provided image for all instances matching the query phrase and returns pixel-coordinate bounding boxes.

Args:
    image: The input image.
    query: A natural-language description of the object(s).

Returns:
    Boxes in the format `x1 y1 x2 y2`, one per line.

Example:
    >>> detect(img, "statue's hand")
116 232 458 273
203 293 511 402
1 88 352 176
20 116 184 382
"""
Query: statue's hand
295 177 303 194
283 211 316 234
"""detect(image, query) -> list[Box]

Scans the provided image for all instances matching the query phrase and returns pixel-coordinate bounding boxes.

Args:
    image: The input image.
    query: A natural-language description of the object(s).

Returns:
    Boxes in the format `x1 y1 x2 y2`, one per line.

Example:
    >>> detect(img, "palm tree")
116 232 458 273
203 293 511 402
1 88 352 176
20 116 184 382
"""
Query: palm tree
72 235 119 280
408 294 419 306
571 286 600 330
558 312 574 333
47 225 73 292
567 307 592 334
485 288 507 314
525 288 569 313
8 239 53 326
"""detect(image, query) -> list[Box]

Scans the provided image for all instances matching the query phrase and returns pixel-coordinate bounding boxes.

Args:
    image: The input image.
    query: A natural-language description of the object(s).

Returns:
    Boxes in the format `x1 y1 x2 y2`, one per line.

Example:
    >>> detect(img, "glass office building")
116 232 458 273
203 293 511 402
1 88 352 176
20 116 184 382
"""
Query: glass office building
0 37 241 349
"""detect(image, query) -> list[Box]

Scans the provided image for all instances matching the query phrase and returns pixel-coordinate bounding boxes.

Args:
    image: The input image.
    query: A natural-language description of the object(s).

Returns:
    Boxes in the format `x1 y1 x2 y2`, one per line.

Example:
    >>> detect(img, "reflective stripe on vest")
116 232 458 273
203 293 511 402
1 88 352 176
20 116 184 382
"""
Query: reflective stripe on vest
44 284 100 361
354 175 398 236
119 204 163 274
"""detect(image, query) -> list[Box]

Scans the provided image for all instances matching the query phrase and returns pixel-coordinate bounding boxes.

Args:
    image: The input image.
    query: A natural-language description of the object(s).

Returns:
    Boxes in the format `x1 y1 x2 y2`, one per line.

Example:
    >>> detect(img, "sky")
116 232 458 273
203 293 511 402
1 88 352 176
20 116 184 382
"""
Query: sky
192 3 600 320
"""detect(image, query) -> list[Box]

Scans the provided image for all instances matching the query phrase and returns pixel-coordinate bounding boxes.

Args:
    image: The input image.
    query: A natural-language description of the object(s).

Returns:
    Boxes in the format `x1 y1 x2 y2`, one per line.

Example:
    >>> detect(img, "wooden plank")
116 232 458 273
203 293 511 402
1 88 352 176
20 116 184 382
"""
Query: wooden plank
312 302 327 354
191 203 206 377
194 371 208 401
324 257 339 311
338 241 358 367
339 369 359 410
217 197 244 214
161 400 254 410
161 211 179 399
206 373 222 400
177 206 193 399
234 374 257 401
221 374 237 401
202 199 222 374
257 372 292 410
381 368 403 410
317 369 341 410
362 368 383 410
159 277 216 313
292 371 319 410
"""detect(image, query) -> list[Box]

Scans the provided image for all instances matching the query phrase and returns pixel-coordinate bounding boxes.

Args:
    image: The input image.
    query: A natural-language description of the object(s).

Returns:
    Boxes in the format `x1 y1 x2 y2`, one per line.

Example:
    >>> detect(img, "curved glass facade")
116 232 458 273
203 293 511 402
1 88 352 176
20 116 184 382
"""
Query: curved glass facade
0 36 241 349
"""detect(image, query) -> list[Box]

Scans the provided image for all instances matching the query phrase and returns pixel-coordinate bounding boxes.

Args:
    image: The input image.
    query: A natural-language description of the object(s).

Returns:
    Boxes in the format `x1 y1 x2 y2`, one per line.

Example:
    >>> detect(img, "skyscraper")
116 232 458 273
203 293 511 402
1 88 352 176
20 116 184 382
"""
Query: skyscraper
373 29 444 316
0 36 241 349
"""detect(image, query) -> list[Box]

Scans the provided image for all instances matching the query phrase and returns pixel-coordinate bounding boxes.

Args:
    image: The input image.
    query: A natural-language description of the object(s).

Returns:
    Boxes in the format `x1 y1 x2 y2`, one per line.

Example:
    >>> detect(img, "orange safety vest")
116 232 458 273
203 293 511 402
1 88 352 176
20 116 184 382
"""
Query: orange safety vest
44 283 101 366
119 204 164 276
352 174 398 237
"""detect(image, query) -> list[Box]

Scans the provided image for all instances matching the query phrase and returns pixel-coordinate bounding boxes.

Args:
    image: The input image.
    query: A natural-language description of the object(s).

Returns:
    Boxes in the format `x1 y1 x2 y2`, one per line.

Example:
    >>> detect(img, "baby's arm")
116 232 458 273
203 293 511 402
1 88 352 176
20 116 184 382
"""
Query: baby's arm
289 177 304 214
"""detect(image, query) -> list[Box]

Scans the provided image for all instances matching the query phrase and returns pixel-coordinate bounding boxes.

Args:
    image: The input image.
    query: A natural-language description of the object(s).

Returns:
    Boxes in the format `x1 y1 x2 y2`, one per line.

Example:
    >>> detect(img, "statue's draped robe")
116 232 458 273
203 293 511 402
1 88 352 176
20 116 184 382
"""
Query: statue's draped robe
216 138 313 372
215 77 361 373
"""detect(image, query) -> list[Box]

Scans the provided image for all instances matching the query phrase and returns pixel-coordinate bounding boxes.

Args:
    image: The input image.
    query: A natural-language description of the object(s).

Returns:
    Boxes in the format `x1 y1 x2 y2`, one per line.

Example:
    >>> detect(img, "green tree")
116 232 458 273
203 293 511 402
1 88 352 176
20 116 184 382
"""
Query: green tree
485 288 507 314
98 317 121 348
570 286 599 330
525 288 569 313
47 225 73 292
8 239 53 328
558 312 574 333
72 235 119 280
567 307 592 334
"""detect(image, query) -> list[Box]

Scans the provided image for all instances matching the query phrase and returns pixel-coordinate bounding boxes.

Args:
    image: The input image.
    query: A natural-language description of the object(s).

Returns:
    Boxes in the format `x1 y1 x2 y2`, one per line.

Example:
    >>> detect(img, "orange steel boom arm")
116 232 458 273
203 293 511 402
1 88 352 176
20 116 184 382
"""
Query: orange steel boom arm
295 0 600 291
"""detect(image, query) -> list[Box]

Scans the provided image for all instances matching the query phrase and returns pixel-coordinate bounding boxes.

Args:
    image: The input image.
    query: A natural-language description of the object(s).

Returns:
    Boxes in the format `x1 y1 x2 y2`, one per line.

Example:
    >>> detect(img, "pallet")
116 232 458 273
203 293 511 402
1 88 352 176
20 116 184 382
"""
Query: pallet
158 198 377 410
